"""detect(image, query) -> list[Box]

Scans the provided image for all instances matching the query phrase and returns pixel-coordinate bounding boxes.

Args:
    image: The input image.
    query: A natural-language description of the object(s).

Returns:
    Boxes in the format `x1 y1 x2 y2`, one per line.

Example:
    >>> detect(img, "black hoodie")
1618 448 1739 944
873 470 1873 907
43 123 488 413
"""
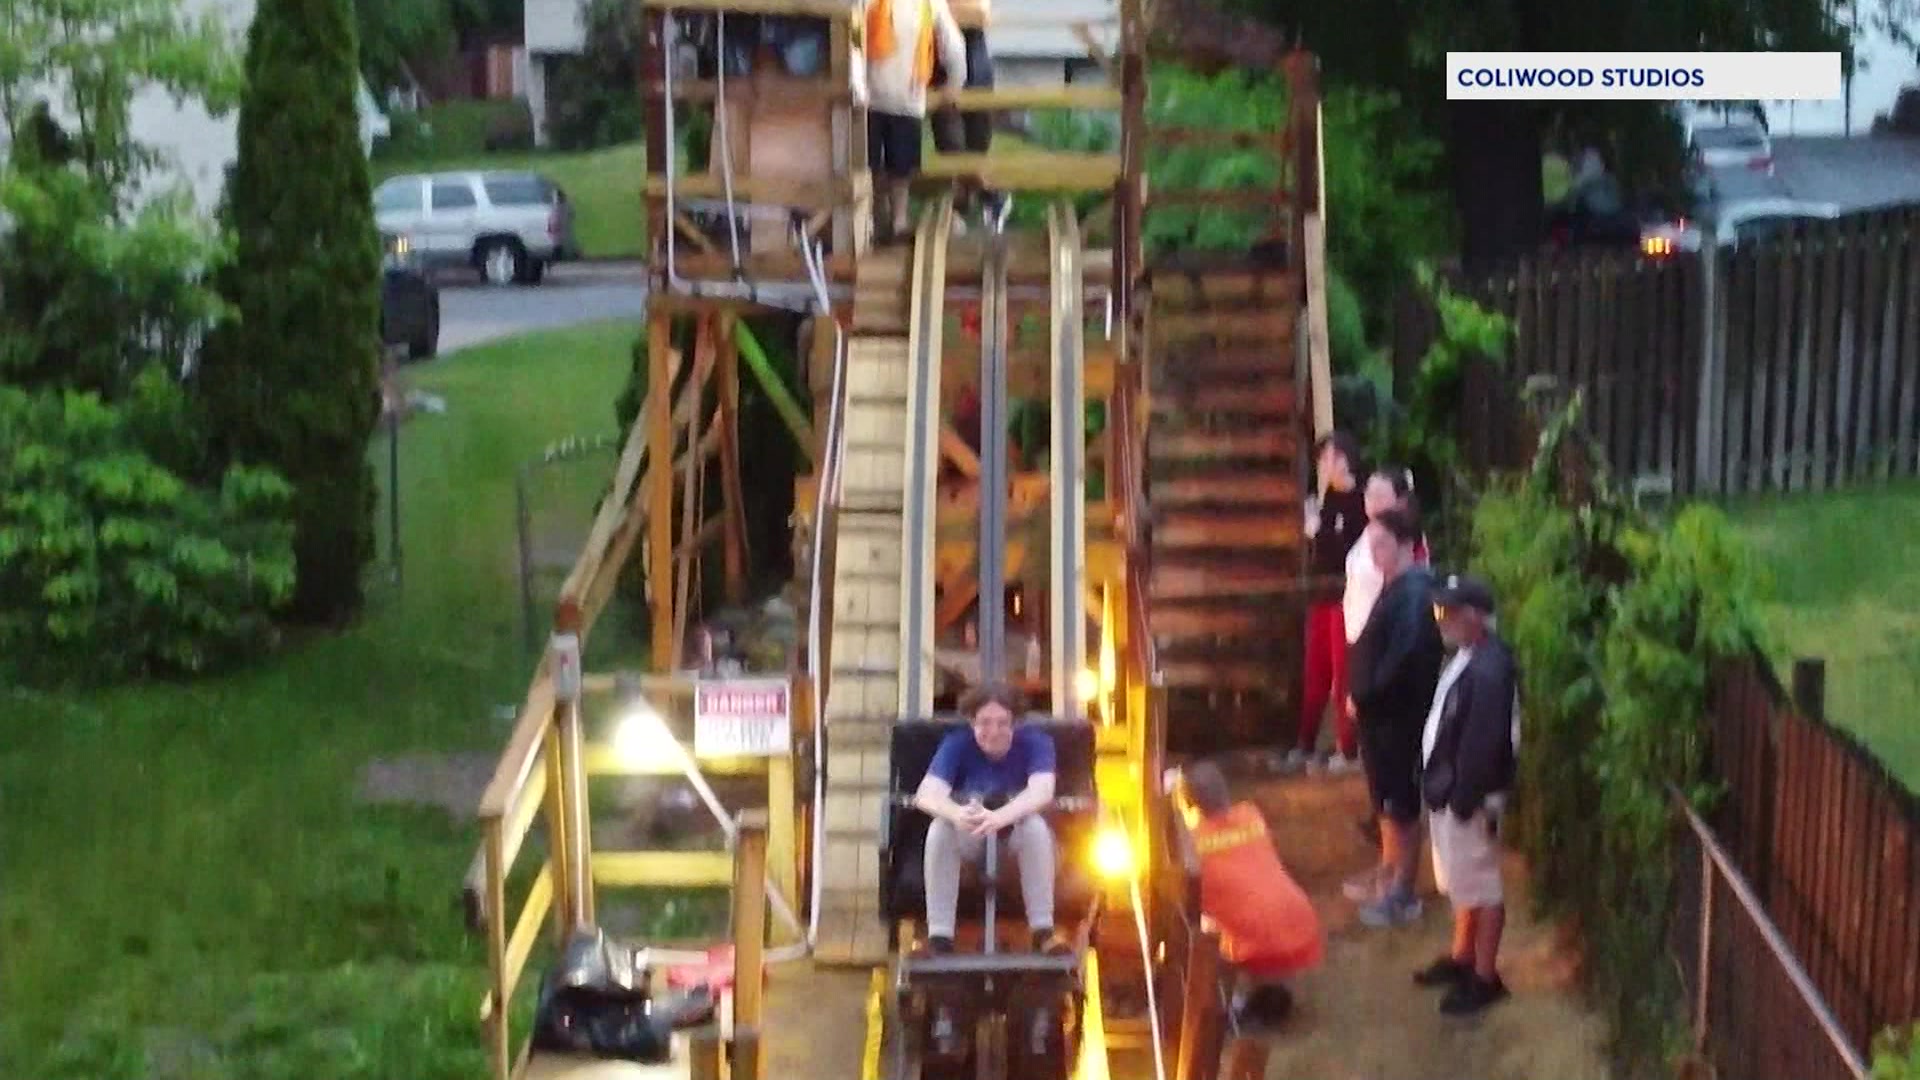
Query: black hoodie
1348 566 1444 727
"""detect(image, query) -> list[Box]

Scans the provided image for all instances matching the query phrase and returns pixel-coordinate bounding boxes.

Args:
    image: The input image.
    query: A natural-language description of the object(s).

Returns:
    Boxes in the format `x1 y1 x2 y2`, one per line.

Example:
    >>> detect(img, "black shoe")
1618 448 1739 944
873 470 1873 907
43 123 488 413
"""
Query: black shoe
1413 956 1472 989
1245 984 1294 1022
923 935 955 956
1031 927 1071 955
1439 973 1509 1016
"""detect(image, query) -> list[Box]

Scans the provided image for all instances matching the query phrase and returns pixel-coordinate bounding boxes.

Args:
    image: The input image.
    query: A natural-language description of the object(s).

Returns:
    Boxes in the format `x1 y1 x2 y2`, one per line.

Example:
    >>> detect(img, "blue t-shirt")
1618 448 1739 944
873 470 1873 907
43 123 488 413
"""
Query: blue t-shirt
926 724 1057 802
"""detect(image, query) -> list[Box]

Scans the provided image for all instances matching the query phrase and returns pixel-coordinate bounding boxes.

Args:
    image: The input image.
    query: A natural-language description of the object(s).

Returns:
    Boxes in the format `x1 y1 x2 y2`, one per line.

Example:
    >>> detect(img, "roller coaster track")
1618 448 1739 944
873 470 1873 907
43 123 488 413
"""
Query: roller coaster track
1045 201 1087 720
815 195 955 965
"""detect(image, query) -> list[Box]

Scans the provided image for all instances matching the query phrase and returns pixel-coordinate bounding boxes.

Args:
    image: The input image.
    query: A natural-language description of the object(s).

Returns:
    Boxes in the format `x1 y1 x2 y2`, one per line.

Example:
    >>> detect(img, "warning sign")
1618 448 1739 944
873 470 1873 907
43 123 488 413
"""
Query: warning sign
693 678 792 757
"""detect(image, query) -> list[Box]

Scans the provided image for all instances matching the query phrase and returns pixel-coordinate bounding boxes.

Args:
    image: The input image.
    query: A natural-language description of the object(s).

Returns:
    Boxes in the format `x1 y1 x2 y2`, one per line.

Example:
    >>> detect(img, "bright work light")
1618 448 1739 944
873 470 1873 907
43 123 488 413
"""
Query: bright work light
612 697 686 772
1092 824 1136 882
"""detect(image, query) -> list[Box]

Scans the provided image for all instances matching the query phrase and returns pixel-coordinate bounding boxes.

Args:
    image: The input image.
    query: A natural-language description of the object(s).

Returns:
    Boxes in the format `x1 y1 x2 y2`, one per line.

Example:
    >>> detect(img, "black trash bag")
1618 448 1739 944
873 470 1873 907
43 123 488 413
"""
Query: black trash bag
531 926 718 1064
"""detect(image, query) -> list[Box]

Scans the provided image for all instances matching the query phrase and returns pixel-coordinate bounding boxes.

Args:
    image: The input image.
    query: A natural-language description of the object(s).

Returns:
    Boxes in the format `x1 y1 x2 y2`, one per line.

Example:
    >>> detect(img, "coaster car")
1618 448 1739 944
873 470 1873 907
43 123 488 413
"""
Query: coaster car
877 716 1102 1080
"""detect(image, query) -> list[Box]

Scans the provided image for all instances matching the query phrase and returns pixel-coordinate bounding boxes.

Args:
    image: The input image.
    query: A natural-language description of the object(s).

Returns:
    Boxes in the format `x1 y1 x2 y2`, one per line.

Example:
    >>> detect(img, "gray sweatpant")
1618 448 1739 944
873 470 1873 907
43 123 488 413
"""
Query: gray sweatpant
924 813 1056 939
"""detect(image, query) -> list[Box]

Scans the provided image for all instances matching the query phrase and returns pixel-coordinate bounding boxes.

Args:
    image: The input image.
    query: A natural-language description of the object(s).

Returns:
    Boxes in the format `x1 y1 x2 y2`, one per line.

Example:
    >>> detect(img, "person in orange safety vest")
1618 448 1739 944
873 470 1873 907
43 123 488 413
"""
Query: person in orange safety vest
1178 760 1324 1024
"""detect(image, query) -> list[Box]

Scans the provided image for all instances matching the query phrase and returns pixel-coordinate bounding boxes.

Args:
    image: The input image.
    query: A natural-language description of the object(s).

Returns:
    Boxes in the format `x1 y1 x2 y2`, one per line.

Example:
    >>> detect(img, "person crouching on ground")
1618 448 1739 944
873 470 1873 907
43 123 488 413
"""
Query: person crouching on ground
1346 507 1444 928
1178 761 1324 1026
1291 431 1368 774
862 0 966 242
912 680 1069 956
1414 573 1519 1015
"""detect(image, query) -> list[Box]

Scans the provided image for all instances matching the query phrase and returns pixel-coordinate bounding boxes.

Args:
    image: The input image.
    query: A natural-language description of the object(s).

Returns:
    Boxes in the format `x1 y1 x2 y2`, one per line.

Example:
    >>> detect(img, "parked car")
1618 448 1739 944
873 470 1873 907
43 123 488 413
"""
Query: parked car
372 170 577 286
1686 121 1774 176
1639 196 1842 259
381 232 440 360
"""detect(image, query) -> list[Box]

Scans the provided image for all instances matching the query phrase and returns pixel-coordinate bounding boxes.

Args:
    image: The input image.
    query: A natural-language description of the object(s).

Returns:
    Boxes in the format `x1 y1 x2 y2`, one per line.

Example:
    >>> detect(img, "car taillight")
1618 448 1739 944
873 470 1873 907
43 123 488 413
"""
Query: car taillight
548 206 561 238
1642 235 1675 258
1750 155 1773 171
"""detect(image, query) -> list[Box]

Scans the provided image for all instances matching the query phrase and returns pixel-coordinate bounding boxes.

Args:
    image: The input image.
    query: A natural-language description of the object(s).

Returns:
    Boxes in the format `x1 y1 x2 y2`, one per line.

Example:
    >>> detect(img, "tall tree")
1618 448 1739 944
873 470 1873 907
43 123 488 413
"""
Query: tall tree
199 0 382 625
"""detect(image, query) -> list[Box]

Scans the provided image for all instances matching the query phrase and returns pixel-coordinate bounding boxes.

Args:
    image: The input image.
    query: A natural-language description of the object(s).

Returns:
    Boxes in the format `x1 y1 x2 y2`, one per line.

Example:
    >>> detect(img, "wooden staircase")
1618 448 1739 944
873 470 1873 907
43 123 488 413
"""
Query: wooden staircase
1145 266 1307 754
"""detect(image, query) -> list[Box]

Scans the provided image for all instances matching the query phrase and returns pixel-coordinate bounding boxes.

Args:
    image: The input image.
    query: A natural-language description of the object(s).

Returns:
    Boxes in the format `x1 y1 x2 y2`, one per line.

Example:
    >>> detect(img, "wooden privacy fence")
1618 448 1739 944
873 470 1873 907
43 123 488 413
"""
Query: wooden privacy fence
1705 655 1920 1058
1443 207 1920 496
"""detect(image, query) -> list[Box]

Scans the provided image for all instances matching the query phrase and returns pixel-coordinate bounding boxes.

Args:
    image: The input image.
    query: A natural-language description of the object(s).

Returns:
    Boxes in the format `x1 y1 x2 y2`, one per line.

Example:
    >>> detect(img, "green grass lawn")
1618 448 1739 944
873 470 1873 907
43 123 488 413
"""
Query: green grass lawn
1732 482 1920 791
374 143 648 261
2 321 642 1079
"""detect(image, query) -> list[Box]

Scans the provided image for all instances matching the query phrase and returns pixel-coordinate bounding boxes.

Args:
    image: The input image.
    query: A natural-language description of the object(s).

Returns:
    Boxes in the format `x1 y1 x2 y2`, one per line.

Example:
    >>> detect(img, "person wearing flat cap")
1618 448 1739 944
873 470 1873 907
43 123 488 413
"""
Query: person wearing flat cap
1412 572 1521 1016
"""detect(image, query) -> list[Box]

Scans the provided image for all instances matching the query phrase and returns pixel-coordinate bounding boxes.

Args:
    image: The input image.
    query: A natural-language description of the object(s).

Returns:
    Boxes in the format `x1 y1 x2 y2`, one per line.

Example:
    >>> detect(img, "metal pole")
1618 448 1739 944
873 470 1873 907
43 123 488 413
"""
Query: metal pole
983 829 999 954
389 389 402 589
979 238 1010 680
516 467 537 658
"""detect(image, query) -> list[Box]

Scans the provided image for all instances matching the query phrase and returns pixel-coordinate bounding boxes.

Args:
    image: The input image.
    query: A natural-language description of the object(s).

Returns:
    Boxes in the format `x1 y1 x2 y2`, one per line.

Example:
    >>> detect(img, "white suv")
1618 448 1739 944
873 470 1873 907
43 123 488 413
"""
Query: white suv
373 170 578 286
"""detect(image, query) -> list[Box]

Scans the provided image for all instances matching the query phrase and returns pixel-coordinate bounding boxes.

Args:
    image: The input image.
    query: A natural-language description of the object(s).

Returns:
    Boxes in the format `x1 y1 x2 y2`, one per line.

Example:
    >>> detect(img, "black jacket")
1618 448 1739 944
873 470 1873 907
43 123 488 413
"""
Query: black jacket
1421 635 1520 819
1348 567 1444 725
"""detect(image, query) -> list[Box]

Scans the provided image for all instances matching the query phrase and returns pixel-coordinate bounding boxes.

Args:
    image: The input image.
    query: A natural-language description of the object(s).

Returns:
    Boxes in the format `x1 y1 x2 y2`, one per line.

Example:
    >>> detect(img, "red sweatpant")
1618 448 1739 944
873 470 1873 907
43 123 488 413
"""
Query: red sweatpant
1298 601 1354 755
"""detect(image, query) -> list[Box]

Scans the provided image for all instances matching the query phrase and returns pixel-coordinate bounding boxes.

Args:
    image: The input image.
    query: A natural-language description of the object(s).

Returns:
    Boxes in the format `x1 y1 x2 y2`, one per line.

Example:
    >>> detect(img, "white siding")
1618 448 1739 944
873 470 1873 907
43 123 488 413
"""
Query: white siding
526 0 586 55
988 0 1116 62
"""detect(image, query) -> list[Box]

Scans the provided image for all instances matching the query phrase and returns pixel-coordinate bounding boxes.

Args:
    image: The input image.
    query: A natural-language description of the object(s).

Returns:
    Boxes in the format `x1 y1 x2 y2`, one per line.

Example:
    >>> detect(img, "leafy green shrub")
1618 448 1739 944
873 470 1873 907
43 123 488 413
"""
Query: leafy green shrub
1875 1023 1920 1080
0 383 296 683
1470 396 1763 1071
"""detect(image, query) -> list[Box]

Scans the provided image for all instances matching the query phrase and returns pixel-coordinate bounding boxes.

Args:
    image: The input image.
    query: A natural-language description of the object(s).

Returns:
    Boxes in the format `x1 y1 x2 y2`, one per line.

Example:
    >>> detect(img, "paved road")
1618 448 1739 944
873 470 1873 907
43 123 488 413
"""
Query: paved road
1772 136 1920 212
435 261 646 353
1705 136 1920 213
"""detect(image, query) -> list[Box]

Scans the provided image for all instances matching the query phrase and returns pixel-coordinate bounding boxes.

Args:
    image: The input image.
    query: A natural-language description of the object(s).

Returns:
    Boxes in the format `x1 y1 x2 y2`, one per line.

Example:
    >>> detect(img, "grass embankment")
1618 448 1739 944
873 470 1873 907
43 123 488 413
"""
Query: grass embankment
3 322 641 1079
1733 482 1920 790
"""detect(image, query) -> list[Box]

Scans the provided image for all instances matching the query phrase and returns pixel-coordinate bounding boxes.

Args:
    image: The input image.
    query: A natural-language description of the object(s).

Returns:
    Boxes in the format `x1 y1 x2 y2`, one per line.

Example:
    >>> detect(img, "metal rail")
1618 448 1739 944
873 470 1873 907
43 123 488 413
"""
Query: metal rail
1046 201 1087 720
899 196 955 717
1671 790 1870 1079
978 235 1011 681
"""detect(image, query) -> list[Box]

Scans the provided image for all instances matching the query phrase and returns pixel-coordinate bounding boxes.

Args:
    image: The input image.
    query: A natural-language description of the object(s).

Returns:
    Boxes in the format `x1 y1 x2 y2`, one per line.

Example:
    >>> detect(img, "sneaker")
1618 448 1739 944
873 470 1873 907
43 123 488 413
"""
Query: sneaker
1412 956 1473 988
1031 926 1072 956
1439 973 1509 1016
1325 752 1359 775
1342 865 1387 902
921 935 955 956
1358 888 1424 929
1282 748 1310 772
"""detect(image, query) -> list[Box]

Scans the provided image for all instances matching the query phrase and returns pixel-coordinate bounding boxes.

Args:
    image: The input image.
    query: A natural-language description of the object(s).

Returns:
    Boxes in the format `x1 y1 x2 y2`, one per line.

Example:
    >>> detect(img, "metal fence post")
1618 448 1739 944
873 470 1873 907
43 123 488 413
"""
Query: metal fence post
1696 843 1713 1055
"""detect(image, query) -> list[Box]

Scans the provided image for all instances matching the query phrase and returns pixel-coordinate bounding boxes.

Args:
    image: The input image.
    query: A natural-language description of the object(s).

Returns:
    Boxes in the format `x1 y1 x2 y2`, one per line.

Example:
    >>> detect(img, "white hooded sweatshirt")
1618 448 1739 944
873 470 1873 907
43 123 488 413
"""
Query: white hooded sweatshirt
859 0 967 118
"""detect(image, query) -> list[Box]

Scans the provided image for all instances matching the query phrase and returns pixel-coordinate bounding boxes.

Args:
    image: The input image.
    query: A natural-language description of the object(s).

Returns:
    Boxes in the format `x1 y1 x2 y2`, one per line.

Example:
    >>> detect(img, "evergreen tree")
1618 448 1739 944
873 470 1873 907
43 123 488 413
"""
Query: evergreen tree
200 0 382 625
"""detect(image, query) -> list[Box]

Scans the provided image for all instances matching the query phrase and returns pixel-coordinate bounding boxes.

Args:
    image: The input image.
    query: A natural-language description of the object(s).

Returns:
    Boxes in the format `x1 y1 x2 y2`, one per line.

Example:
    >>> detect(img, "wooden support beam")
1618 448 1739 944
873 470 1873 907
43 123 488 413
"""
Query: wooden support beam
641 0 856 17
918 152 1122 191
934 85 1123 111
732 812 771 1080
716 313 749 602
645 173 857 208
646 313 676 671
670 318 716 668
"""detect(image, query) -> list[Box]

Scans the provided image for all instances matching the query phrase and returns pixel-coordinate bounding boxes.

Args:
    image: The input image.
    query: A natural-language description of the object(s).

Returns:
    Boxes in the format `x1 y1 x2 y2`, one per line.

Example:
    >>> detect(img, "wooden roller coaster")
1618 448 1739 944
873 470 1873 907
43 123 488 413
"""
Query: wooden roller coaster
459 0 1335 1076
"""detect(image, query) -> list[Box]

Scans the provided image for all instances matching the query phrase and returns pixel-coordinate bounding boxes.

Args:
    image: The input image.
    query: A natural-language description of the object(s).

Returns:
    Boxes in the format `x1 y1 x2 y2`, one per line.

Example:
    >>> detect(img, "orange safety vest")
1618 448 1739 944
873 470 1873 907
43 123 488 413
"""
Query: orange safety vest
866 0 936 88
1190 803 1324 972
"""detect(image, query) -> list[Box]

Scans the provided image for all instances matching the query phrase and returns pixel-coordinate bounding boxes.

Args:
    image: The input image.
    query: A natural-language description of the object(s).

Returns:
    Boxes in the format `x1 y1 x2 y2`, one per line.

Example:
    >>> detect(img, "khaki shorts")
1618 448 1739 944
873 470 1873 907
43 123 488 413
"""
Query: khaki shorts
1429 808 1505 909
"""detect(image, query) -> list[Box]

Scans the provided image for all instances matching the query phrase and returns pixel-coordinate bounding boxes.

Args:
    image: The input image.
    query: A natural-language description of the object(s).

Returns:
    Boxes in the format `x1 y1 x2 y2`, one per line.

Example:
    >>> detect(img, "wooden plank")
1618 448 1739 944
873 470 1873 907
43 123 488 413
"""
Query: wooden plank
1744 242 1779 492
1301 213 1333 439
937 85 1123 111
1150 560 1301 601
1871 214 1903 480
1153 512 1301 550
919 152 1121 190
1832 217 1864 485
1771 235 1800 491
1151 382 1297 418
1151 307 1297 342
640 0 858 19
1897 211 1920 478
1149 472 1300 508
1151 428 1297 462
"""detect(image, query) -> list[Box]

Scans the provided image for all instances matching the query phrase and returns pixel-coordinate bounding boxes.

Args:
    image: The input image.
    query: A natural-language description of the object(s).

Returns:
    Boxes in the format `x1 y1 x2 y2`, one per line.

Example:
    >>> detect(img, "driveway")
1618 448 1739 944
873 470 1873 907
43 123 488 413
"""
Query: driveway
435 261 646 353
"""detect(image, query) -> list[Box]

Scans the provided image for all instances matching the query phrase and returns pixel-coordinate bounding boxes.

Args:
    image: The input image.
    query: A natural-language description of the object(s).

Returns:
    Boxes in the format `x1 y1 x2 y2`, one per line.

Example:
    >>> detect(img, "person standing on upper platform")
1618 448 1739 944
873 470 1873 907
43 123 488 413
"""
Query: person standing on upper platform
861 0 966 242
928 0 1006 232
